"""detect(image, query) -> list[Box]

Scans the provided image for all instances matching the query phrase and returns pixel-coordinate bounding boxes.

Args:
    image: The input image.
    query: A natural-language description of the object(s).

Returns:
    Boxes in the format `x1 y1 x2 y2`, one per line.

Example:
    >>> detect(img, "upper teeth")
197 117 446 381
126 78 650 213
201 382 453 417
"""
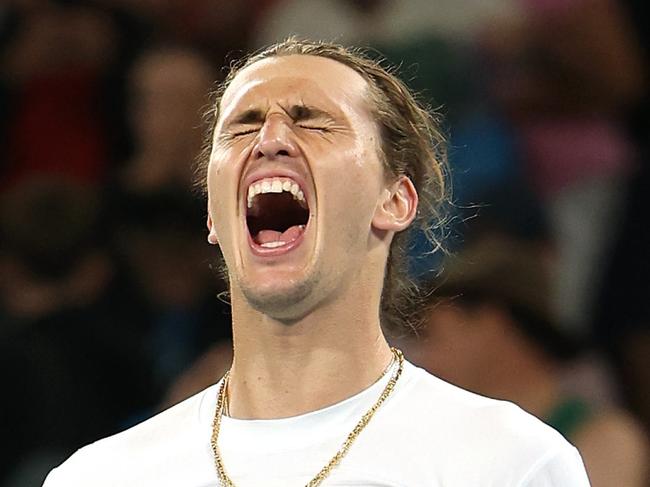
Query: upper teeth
247 177 305 208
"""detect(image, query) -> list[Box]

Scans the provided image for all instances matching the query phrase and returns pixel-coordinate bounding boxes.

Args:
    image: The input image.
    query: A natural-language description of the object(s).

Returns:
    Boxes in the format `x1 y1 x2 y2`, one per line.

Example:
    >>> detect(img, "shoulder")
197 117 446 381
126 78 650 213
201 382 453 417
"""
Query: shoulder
42 384 219 487
396 362 566 445
379 362 590 484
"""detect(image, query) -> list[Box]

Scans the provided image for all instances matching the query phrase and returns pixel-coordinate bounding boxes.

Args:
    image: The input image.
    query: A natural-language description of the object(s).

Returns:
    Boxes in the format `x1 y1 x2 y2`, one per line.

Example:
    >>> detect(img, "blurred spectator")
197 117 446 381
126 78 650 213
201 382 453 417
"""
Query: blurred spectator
106 46 230 391
109 188 230 390
592 0 650 431
402 235 649 486
160 339 233 410
483 0 647 333
0 0 119 187
254 0 523 49
97 0 275 66
0 177 156 485
118 45 214 192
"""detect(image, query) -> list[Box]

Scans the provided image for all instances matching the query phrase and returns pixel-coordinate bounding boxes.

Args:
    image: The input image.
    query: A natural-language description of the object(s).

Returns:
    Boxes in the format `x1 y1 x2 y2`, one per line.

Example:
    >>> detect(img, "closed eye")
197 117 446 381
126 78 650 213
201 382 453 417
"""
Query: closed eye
298 125 330 132
232 127 260 136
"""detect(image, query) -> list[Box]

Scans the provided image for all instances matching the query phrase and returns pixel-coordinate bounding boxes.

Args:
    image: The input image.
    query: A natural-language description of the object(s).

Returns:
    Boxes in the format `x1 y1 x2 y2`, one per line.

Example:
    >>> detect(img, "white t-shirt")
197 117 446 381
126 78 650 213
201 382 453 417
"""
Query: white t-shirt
43 361 590 486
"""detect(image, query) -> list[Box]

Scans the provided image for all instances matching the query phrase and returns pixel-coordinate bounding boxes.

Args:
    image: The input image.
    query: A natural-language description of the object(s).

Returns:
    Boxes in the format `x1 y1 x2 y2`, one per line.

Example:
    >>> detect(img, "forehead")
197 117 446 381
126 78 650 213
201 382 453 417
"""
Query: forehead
219 55 372 123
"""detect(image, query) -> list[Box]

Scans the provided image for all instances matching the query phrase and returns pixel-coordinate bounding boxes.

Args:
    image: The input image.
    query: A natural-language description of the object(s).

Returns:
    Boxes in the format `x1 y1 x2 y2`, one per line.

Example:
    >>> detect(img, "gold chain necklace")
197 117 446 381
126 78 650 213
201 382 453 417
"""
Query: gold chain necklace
210 348 404 487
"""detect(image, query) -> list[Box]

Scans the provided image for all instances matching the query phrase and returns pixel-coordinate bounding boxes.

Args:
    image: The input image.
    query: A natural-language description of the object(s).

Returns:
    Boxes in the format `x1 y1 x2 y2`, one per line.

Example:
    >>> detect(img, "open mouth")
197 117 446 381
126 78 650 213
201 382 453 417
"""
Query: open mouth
246 177 310 252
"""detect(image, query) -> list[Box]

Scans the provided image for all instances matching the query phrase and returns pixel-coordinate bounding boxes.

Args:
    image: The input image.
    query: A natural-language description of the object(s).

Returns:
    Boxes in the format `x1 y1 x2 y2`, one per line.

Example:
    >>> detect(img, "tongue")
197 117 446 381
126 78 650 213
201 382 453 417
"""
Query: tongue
256 225 304 245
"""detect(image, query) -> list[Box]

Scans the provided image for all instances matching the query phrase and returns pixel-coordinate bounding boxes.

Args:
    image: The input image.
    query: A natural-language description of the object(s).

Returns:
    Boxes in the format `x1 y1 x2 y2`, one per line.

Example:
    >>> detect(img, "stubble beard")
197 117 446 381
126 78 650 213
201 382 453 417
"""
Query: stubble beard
237 270 321 321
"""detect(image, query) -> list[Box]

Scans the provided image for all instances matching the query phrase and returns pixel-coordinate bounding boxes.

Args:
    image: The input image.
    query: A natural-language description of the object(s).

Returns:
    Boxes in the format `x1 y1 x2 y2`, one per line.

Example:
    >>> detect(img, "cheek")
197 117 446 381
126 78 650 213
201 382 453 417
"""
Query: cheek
324 174 380 244
207 141 250 196
208 144 232 177
322 148 383 220
207 151 240 233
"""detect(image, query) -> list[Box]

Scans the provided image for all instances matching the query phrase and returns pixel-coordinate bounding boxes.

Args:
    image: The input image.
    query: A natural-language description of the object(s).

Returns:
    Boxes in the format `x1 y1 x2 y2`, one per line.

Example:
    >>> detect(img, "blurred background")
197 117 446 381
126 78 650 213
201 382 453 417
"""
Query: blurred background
0 0 648 485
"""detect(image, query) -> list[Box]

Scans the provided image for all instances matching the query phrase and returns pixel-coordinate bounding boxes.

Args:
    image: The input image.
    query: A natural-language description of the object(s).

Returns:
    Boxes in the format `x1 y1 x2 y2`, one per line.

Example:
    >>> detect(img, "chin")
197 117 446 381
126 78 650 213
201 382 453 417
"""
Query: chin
238 273 317 320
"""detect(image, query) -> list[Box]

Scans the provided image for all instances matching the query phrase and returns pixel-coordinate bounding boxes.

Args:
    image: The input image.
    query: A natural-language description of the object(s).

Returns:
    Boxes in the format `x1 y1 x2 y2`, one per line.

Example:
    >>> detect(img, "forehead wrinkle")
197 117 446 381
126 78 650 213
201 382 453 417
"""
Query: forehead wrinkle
217 79 267 132
219 55 372 126
229 79 340 115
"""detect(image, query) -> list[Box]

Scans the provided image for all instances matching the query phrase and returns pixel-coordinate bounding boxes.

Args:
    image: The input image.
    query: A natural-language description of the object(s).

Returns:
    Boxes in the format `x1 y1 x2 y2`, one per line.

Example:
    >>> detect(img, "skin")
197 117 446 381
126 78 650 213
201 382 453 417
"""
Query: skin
206 55 418 419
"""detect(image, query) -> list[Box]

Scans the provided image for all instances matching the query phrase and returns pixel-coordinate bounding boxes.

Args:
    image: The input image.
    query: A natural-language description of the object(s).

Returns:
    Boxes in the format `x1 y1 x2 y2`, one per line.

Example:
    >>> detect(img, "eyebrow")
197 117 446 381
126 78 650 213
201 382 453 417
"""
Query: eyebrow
286 104 334 122
231 108 266 125
227 104 335 127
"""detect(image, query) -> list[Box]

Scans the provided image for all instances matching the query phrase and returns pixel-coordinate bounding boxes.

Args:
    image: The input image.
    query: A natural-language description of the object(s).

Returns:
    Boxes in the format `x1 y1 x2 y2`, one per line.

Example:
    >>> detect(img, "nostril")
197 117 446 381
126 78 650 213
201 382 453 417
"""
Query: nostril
255 147 291 159
254 136 298 160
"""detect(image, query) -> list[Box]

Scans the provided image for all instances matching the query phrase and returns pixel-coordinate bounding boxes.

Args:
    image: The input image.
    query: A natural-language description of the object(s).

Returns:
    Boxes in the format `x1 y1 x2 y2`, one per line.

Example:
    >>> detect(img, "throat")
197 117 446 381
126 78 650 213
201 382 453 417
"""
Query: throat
225 343 396 420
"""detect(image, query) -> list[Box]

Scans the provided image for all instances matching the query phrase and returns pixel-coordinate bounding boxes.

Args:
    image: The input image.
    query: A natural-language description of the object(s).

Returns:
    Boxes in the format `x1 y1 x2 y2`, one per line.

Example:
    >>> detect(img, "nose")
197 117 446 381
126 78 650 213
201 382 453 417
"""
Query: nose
253 116 299 160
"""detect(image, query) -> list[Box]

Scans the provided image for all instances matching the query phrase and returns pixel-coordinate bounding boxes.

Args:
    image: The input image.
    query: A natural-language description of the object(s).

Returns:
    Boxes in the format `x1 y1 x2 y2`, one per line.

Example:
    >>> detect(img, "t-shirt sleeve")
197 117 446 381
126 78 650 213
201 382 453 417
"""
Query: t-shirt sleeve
41 453 86 487
42 467 62 487
520 445 591 487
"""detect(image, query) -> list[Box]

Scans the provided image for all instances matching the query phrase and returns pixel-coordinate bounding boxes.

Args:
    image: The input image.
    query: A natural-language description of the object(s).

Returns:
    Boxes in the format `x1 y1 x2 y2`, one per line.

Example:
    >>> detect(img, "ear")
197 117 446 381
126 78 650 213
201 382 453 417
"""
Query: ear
206 213 218 245
372 176 418 232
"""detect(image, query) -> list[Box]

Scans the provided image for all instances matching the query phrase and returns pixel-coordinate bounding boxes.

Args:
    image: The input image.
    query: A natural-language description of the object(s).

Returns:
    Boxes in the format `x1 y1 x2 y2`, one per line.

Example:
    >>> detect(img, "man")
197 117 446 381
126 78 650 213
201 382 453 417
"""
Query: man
403 234 648 487
43 39 590 486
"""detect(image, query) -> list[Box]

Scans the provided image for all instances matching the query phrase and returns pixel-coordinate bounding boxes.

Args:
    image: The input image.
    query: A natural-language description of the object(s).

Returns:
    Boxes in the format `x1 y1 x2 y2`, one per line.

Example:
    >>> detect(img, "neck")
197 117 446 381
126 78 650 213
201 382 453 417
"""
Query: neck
225 285 393 420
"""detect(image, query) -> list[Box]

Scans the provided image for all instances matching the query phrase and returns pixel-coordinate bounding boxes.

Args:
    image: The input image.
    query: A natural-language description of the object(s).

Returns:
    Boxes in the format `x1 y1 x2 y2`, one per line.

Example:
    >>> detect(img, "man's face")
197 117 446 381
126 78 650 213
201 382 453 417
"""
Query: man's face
207 55 390 319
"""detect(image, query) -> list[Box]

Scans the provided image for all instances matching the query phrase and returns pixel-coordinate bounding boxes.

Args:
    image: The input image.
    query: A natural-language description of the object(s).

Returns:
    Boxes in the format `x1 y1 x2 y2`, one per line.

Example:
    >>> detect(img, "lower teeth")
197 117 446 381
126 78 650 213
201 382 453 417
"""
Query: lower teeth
260 241 286 248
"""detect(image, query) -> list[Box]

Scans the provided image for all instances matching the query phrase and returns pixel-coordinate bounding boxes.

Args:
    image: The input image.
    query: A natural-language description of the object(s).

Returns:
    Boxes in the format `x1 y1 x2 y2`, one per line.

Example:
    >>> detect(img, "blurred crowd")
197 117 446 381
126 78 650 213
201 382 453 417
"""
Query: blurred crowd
0 0 648 485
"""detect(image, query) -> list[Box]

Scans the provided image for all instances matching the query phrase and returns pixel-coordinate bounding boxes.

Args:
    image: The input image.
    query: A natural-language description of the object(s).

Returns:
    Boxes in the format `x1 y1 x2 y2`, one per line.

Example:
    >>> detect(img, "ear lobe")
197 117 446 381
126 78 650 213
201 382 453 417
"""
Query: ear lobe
372 176 418 232
206 214 218 245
